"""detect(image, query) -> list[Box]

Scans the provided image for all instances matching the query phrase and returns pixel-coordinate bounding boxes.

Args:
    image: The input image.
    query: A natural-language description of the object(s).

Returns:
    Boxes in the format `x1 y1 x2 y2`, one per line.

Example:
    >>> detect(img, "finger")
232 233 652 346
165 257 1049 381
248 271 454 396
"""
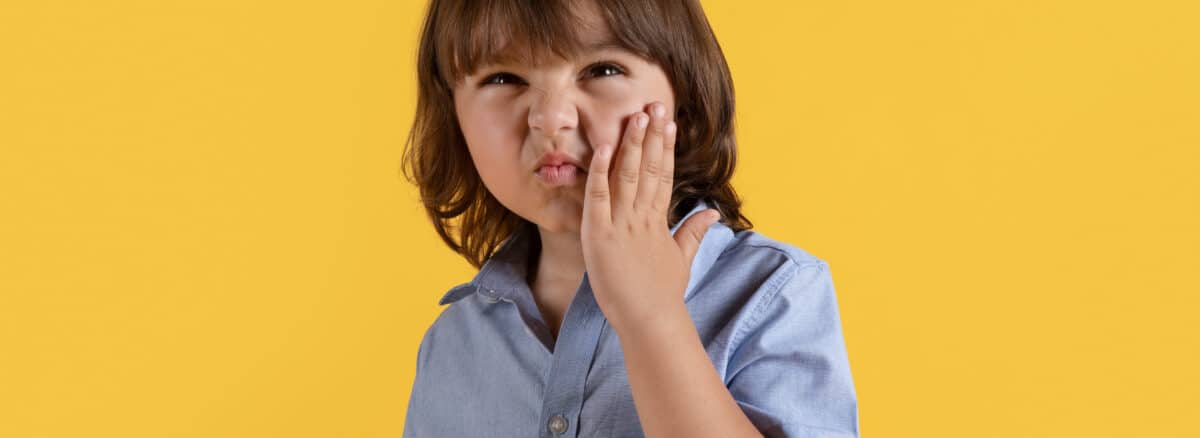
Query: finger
613 111 647 218
635 102 667 212
652 119 677 214
674 209 720 264
585 143 615 225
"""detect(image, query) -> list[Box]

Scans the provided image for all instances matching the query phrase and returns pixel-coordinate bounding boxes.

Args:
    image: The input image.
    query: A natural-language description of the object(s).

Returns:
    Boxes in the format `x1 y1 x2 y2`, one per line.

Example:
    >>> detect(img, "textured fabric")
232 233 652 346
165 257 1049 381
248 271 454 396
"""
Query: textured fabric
403 199 859 437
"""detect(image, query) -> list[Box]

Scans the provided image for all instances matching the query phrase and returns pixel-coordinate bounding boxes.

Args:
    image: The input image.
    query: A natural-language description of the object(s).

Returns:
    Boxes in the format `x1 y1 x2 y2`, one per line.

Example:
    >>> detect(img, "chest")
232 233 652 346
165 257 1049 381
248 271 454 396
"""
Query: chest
408 300 647 437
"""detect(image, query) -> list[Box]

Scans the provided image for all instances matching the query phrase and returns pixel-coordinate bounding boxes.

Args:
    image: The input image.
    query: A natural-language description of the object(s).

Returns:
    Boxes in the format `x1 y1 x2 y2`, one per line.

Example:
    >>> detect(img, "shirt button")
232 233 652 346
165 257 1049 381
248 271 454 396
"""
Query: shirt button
547 414 568 434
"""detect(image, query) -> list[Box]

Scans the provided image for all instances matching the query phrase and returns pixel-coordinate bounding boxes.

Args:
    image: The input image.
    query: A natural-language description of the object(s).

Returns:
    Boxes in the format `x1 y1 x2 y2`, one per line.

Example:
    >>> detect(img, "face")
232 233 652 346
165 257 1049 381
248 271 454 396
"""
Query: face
451 3 676 234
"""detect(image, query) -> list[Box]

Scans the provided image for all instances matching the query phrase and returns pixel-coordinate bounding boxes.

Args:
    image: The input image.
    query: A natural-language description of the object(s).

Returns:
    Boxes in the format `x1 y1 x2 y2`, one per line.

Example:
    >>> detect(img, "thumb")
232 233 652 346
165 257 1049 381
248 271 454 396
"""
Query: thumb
674 209 721 263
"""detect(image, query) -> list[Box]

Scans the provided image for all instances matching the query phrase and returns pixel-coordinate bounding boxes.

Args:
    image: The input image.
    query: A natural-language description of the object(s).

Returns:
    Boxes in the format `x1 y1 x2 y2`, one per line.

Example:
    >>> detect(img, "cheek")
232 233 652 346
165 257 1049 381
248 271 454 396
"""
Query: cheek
460 102 520 153
581 87 634 145
457 108 527 192
584 84 672 147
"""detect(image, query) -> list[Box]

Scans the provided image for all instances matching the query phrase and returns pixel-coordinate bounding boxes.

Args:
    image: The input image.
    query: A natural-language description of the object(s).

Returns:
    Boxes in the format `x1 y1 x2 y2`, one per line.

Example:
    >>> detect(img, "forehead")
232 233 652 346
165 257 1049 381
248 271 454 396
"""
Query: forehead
444 0 640 81
486 30 623 67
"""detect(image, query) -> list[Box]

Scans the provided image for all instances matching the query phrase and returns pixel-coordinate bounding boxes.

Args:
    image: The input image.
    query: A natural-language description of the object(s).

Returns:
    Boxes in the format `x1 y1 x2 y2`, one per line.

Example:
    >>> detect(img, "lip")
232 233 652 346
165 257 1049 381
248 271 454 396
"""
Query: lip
535 151 586 173
536 163 582 187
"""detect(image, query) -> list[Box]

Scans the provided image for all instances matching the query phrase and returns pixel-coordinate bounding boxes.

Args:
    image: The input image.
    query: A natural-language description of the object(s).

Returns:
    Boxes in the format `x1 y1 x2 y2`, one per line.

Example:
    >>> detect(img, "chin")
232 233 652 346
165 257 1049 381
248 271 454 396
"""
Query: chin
530 200 584 234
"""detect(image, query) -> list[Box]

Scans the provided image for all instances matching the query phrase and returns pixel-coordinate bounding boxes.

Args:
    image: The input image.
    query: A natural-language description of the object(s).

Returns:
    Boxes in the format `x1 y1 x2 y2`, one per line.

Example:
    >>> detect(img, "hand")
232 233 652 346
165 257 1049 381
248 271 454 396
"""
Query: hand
580 101 722 332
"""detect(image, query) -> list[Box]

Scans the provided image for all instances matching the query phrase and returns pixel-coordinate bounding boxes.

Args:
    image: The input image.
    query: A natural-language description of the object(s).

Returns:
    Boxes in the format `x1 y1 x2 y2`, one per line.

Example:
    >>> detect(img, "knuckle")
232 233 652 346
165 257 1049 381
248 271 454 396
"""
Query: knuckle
618 169 640 184
623 221 637 233
643 161 660 177
588 188 610 201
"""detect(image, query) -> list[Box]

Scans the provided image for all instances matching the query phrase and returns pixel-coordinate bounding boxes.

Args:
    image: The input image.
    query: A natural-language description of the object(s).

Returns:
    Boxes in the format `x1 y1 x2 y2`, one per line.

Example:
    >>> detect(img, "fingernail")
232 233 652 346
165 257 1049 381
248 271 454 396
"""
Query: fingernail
637 113 648 128
665 122 676 135
653 103 665 118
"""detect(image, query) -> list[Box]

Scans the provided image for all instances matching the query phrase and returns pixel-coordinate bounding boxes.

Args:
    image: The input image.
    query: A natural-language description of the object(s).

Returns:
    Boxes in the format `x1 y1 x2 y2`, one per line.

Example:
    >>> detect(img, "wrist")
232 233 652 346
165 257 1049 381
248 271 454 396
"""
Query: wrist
609 301 693 342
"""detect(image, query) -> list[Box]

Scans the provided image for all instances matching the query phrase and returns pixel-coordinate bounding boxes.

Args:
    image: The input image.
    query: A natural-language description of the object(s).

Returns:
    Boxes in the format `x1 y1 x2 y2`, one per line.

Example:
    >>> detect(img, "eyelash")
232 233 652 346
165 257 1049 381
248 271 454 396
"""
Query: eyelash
479 62 626 87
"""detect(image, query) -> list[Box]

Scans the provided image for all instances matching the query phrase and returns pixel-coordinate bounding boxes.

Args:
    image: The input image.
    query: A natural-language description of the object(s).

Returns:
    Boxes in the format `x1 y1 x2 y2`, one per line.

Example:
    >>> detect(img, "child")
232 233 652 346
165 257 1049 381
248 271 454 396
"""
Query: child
401 1 858 437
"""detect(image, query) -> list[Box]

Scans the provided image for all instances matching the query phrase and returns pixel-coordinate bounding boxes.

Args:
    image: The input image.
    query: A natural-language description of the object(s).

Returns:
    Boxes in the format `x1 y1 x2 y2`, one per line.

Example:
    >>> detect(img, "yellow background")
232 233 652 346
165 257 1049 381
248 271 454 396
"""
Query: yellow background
2 1 1196 436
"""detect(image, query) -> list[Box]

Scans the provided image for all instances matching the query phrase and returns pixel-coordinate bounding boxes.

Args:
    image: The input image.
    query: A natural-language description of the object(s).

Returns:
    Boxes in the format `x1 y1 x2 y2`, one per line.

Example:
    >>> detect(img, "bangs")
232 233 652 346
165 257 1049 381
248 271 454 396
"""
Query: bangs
434 0 632 86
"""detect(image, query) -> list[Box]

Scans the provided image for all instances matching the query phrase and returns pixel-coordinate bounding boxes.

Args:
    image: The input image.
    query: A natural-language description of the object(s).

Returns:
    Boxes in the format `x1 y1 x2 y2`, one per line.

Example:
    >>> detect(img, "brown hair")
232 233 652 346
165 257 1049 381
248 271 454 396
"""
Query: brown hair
401 0 754 269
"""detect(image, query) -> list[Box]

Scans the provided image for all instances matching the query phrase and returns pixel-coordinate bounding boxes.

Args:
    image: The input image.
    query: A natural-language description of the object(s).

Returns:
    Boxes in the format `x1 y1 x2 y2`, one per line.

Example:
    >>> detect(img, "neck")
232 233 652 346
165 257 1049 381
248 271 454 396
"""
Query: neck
528 226 585 288
524 225 586 338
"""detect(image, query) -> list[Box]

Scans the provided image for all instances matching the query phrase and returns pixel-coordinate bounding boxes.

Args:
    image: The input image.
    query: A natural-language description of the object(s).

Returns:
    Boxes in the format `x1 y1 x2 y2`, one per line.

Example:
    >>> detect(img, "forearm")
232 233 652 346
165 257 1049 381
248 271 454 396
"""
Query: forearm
612 303 764 438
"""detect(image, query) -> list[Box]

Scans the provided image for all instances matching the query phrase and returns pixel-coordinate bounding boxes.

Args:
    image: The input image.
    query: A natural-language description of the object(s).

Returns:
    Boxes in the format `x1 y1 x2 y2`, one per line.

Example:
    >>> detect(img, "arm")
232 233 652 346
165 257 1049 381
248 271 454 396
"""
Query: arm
576 102 762 437
575 101 858 436
612 303 764 438
615 259 860 438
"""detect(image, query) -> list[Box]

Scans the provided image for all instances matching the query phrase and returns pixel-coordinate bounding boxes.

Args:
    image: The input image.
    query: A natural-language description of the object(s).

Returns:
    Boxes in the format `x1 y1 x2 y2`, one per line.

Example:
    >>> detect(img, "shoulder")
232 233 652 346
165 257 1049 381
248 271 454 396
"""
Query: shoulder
707 228 832 304
417 284 485 356
722 228 829 271
695 227 840 344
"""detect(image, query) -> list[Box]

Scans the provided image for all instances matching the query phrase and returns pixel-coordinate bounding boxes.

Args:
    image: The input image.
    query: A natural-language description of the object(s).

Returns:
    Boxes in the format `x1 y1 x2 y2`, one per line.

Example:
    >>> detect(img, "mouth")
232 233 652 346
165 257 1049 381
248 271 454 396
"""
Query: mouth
533 150 588 187
535 163 586 187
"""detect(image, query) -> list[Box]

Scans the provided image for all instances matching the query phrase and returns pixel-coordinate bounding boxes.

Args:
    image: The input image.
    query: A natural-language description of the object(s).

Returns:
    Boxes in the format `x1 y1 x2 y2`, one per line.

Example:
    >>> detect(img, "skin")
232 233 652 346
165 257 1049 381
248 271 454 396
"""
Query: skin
451 4 676 338
451 2 763 437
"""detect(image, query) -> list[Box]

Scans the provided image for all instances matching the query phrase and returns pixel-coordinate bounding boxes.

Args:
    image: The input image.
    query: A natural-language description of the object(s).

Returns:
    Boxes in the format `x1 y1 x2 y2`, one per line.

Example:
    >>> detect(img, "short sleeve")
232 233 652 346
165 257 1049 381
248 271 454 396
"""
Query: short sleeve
726 260 860 438
402 323 434 438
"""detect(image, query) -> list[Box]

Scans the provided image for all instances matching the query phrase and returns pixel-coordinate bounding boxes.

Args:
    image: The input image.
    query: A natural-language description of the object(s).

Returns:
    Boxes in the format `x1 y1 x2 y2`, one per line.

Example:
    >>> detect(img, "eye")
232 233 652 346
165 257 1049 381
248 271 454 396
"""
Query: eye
480 72 525 87
477 62 626 87
584 62 626 79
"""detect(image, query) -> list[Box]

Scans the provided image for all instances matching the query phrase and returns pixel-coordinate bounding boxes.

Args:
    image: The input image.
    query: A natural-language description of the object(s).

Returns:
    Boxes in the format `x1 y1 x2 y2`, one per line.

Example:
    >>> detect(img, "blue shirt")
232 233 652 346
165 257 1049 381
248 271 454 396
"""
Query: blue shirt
404 200 859 437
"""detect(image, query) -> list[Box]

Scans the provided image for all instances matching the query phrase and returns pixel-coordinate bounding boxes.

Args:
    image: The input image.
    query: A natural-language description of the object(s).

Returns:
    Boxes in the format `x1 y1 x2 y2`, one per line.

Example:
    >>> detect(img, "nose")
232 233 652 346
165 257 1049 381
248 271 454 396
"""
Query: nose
527 86 579 140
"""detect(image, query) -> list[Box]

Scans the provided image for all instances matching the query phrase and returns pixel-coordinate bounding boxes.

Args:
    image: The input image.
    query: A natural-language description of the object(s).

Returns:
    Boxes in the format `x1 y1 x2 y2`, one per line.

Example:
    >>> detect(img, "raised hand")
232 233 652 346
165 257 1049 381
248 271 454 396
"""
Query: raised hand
580 101 721 332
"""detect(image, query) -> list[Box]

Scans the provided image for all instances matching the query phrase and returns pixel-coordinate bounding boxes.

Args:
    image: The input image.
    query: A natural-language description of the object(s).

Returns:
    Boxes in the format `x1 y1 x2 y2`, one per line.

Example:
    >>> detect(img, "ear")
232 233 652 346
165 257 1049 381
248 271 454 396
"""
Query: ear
673 210 721 264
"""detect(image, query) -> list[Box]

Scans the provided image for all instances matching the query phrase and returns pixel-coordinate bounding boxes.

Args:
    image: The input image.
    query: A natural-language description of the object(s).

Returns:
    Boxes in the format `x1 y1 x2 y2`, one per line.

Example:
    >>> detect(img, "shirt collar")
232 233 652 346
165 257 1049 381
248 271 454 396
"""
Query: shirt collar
438 199 734 305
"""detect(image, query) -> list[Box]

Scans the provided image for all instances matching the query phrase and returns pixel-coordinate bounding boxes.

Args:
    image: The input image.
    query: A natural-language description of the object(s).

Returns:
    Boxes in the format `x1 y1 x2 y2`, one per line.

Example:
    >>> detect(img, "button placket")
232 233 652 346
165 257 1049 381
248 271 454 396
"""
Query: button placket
538 273 605 438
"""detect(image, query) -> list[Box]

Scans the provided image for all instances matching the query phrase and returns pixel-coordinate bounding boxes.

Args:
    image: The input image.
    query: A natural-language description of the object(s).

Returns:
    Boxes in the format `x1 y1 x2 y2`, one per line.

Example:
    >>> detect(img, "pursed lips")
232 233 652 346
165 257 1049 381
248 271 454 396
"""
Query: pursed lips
535 151 587 173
